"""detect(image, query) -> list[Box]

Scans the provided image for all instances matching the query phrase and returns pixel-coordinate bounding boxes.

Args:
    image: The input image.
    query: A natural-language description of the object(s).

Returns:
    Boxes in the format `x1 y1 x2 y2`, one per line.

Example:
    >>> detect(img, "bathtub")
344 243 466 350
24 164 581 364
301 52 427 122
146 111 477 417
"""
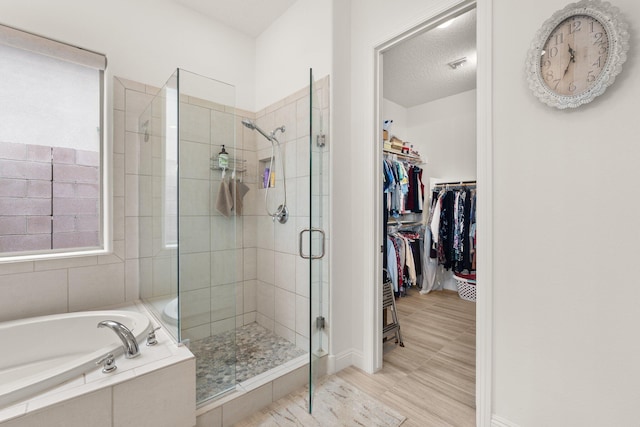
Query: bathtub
0 310 150 409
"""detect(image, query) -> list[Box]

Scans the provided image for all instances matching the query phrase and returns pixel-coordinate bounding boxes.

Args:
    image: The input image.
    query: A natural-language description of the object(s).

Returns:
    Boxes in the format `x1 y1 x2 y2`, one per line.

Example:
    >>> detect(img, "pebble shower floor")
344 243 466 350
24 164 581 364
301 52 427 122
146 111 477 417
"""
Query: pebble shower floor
189 322 306 402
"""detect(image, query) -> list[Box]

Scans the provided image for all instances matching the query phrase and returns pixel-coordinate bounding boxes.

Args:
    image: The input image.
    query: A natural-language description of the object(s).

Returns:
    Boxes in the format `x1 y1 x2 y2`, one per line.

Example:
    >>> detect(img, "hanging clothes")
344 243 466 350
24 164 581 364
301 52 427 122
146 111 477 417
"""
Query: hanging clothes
386 228 424 295
405 165 424 213
420 227 439 294
383 155 424 218
428 184 477 274
386 236 399 292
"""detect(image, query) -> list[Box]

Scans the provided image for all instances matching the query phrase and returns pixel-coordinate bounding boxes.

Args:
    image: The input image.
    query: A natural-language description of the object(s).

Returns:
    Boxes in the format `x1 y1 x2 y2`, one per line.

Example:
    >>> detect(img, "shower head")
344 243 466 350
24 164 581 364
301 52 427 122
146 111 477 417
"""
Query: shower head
241 119 272 142
241 119 255 130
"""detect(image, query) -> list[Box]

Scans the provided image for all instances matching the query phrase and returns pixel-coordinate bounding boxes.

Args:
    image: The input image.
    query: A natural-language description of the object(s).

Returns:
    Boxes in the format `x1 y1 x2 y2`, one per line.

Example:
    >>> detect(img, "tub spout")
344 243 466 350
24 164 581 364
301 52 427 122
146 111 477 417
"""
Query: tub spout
97 320 140 358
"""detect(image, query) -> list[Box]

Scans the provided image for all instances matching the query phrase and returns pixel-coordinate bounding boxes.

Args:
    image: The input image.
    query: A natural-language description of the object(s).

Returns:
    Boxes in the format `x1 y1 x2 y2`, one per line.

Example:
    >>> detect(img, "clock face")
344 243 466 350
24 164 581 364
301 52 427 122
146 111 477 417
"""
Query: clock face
540 15 609 96
526 1 630 109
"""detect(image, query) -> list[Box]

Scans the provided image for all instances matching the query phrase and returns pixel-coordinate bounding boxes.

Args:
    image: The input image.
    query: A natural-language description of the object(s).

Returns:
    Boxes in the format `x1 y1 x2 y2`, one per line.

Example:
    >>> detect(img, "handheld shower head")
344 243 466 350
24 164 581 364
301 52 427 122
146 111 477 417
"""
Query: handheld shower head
241 119 271 141
241 118 289 223
241 119 255 130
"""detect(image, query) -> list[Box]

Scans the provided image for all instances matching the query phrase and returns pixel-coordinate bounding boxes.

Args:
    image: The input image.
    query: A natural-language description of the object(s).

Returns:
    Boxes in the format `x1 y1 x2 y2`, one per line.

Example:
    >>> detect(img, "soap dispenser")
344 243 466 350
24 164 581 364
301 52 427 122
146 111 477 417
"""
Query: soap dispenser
218 145 229 169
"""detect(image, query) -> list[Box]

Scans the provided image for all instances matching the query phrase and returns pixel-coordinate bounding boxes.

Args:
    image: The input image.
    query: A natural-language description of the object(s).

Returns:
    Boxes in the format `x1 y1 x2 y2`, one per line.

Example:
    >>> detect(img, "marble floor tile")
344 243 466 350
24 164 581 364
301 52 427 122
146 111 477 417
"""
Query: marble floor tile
190 322 306 402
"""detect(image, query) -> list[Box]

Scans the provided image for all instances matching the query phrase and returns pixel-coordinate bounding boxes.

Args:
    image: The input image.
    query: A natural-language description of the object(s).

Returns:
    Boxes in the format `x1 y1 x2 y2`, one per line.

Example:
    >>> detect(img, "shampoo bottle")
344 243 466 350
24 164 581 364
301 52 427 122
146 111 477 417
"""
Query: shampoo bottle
218 145 229 169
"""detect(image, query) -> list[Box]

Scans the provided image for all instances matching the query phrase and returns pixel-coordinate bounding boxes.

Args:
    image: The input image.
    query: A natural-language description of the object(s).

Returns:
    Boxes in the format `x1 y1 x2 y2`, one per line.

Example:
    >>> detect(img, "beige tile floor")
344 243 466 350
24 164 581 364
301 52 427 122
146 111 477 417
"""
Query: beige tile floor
337 288 476 427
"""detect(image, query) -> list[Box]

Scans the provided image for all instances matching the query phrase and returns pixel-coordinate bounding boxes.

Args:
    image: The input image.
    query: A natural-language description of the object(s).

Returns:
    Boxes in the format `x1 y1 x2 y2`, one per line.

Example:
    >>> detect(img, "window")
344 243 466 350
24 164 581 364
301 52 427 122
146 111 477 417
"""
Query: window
0 25 106 258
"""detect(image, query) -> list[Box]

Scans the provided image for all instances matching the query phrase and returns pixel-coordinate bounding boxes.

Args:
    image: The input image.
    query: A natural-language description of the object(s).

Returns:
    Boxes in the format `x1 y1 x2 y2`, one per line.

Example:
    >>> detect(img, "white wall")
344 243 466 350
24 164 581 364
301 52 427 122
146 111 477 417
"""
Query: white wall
492 0 640 425
327 0 354 371
346 0 640 425
382 99 408 141
346 0 473 373
407 89 476 180
255 0 332 110
0 0 256 111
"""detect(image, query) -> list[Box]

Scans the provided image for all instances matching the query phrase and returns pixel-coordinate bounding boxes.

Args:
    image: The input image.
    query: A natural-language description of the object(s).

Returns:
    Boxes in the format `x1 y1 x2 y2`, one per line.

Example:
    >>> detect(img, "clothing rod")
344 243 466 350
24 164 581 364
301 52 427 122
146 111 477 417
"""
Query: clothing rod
383 150 422 163
433 180 476 187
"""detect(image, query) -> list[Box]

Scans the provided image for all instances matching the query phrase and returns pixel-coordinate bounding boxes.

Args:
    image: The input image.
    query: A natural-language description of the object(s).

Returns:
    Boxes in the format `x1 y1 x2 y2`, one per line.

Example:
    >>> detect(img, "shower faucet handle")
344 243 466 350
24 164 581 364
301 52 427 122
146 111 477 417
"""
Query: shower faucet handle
146 326 161 346
96 353 117 373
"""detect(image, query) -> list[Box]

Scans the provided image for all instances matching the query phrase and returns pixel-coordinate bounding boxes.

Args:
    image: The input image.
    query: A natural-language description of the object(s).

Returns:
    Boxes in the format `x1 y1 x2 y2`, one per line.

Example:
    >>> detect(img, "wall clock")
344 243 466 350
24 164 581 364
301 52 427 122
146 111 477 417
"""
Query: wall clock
526 0 630 109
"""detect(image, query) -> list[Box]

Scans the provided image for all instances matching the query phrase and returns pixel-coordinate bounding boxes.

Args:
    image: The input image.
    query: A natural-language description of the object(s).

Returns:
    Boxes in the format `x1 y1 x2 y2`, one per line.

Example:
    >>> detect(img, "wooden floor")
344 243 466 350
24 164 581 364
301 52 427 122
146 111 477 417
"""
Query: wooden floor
337 288 476 427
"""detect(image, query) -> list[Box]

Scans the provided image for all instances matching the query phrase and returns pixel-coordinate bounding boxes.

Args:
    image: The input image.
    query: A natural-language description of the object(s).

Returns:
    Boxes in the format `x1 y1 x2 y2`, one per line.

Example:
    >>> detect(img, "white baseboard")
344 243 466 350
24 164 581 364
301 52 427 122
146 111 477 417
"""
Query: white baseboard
492 414 520 427
327 349 362 374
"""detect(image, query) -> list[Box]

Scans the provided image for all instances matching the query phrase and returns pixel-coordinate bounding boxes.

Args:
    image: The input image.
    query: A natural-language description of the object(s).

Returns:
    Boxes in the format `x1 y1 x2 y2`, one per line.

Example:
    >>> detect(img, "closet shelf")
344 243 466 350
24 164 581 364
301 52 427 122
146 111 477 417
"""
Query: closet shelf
387 220 422 226
383 148 424 164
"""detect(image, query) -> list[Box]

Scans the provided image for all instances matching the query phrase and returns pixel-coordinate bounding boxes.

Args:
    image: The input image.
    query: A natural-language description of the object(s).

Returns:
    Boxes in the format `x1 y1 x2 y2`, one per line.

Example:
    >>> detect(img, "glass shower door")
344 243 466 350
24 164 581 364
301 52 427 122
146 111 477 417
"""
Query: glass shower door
308 69 328 412
177 69 238 403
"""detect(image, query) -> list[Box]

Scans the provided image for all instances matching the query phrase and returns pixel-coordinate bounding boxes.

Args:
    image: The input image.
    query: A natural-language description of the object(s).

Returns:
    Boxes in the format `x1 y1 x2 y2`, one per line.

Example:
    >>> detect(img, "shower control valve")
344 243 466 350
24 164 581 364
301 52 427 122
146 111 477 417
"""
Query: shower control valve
146 326 161 346
96 353 117 373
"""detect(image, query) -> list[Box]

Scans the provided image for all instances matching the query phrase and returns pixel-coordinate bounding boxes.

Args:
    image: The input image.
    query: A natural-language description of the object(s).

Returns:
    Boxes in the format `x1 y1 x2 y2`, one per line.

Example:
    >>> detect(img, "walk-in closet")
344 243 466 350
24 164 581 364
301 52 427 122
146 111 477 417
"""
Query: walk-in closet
378 4 478 424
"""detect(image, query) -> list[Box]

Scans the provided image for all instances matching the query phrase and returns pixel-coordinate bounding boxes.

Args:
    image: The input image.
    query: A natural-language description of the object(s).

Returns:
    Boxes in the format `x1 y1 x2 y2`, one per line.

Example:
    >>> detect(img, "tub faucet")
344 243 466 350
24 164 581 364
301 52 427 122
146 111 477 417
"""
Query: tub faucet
97 320 140 358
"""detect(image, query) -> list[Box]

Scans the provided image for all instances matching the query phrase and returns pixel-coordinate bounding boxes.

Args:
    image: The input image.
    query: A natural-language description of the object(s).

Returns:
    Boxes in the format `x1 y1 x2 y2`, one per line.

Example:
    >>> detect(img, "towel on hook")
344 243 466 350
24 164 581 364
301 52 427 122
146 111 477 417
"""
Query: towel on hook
229 179 250 215
216 179 233 217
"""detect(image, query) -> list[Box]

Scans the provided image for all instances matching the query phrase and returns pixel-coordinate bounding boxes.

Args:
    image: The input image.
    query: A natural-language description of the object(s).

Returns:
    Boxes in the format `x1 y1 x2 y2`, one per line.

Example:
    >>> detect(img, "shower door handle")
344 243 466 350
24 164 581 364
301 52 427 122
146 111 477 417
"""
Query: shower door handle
299 228 325 260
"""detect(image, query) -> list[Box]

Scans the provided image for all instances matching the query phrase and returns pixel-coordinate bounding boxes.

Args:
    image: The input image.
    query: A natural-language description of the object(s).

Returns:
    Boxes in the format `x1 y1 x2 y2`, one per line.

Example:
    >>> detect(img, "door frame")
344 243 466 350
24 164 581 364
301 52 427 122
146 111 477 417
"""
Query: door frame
369 0 493 425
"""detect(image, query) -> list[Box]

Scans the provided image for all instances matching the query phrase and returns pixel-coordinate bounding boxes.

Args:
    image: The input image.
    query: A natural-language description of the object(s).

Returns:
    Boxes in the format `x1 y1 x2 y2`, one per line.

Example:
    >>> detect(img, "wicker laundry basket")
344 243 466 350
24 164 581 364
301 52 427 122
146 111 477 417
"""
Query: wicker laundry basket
453 273 476 302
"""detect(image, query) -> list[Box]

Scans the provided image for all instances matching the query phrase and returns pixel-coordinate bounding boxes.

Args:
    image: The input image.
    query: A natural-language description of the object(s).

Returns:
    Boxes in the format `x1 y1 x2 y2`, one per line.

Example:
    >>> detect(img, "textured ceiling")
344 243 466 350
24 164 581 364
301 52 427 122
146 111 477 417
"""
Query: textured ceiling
171 1 474 107
383 8 477 108
173 0 297 37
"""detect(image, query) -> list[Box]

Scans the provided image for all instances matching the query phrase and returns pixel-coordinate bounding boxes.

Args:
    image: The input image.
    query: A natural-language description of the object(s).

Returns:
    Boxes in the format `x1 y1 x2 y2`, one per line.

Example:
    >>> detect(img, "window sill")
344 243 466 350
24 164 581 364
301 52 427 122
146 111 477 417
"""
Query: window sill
0 247 110 264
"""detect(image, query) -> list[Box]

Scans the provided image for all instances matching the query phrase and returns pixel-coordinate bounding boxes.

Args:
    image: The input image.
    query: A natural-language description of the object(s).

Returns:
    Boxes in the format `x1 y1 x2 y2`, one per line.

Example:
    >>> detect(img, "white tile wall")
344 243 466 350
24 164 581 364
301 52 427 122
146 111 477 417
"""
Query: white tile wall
274 321 296 344
182 323 210 342
248 79 330 348
211 316 235 335
255 215 274 250
210 283 235 322
257 281 275 322
180 103 211 144
243 279 257 312
221 383 272 426
210 215 238 251
295 255 310 299
68 263 125 311
181 288 211 329
210 110 234 149
180 141 211 180
273 217 297 254
272 365 307 402
242 247 257 280
1 389 112 427
274 103 297 143
151 256 172 296
296 136 311 178
256 248 274 285
180 216 211 254
180 252 211 291
0 270 68 322
274 252 296 292
196 406 222 427
112 359 195 427
295 294 310 339
138 216 153 258
211 249 237 286
274 287 295 331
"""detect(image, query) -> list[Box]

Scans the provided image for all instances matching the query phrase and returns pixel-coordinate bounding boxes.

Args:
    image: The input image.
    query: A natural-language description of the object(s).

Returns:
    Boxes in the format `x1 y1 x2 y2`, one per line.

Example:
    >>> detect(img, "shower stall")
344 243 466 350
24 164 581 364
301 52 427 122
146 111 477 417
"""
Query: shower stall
137 68 329 408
